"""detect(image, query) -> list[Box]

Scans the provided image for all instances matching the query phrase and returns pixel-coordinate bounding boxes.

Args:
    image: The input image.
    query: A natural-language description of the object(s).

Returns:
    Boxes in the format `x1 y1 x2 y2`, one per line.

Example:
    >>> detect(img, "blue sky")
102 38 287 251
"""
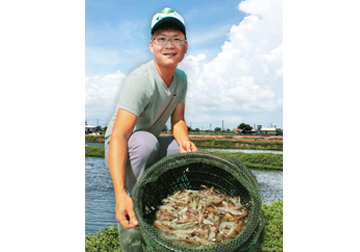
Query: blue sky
85 0 283 130
85 0 247 76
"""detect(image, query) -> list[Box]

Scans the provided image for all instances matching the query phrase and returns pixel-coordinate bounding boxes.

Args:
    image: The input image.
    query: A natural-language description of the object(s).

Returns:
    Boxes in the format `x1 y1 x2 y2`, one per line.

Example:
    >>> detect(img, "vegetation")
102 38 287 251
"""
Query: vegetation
85 200 283 252
192 139 283 151
208 151 283 170
85 146 282 170
85 136 283 151
85 145 105 157
259 200 283 252
237 122 253 133
85 225 121 252
86 135 105 143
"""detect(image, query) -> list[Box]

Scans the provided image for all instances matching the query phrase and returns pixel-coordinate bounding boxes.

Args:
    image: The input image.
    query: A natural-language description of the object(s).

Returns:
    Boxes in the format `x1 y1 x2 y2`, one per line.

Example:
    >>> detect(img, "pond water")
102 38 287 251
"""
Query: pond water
85 152 283 234
85 142 104 146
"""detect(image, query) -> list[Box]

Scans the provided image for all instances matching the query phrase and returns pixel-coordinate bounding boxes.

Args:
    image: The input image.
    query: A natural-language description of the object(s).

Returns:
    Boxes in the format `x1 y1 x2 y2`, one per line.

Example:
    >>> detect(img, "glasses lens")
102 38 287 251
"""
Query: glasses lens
155 37 183 46
172 38 182 46
156 37 167 46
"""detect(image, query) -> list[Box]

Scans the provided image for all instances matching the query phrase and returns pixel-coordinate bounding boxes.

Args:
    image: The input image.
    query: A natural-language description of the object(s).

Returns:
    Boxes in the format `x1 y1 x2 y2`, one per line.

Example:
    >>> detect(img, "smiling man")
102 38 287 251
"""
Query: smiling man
104 7 197 252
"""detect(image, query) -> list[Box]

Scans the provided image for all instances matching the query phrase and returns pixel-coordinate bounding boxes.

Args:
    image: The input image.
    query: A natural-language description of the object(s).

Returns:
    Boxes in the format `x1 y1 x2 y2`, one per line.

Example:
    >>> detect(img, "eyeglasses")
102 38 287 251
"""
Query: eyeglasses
151 36 187 47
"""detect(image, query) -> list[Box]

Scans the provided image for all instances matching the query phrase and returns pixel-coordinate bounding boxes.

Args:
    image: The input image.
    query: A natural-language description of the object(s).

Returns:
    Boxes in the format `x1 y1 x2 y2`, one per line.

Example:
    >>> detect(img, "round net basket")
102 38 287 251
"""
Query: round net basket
131 152 265 252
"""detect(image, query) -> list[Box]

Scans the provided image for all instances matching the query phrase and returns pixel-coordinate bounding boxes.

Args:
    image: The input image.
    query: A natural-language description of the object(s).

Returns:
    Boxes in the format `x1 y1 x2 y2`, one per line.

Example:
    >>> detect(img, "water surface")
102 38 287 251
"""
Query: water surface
85 155 283 234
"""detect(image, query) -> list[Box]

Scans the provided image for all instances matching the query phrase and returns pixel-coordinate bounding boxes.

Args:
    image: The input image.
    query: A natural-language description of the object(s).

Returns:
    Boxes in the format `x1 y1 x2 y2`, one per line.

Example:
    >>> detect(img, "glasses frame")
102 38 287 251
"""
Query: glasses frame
151 36 187 47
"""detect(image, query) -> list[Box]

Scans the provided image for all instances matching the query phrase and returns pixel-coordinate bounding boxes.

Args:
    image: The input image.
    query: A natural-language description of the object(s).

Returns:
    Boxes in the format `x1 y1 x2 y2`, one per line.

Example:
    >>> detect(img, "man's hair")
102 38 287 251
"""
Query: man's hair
151 23 186 39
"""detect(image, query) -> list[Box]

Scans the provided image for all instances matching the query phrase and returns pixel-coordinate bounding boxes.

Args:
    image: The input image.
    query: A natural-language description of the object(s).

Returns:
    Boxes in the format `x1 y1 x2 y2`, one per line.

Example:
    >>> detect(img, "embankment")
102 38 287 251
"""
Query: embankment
85 146 283 171
85 135 283 151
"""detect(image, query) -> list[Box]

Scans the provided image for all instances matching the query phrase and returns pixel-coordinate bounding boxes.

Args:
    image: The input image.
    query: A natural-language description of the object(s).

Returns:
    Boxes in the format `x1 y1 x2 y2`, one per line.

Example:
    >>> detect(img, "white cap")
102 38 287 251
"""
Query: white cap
151 7 186 37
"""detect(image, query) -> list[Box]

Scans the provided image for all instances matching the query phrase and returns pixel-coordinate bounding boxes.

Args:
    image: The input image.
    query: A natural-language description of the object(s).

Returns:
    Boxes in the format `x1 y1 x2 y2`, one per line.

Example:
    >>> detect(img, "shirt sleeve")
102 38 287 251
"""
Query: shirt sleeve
116 73 151 117
178 72 188 104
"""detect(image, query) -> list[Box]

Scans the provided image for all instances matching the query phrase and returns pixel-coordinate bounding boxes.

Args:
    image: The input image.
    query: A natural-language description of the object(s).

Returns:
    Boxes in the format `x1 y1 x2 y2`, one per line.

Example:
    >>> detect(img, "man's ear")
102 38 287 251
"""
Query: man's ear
149 40 154 53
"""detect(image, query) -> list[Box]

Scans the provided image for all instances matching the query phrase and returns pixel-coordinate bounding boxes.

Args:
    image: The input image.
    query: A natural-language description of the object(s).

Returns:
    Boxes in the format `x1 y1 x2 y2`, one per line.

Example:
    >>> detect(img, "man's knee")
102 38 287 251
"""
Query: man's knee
104 131 159 168
128 131 159 157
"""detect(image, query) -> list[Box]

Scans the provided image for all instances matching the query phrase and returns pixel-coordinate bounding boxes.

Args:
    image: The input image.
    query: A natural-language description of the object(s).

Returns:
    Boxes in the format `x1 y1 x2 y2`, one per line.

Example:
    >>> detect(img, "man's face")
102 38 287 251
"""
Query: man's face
150 30 188 69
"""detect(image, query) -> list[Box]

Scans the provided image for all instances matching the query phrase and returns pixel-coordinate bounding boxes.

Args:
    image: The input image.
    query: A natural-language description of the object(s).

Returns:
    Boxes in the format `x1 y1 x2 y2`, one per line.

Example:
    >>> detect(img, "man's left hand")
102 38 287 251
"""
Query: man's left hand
179 140 198 153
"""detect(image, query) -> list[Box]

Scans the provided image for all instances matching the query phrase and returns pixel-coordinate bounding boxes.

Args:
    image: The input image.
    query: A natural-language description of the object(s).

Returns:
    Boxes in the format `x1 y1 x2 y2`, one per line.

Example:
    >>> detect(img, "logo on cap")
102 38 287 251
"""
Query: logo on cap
151 7 186 36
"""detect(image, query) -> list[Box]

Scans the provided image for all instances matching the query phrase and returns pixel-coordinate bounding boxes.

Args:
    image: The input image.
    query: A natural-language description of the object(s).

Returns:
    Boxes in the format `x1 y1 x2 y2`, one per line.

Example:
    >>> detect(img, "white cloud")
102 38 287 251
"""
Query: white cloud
85 47 123 66
179 0 283 128
85 70 127 123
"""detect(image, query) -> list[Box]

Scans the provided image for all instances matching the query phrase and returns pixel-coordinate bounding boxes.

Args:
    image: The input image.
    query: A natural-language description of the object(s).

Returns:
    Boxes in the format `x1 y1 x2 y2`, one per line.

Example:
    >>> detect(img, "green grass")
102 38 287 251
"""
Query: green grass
191 139 283 151
86 135 105 143
85 145 105 157
206 151 283 170
85 146 283 170
85 136 283 151
85 200 283 252
260 200 283 252
85 225 121 252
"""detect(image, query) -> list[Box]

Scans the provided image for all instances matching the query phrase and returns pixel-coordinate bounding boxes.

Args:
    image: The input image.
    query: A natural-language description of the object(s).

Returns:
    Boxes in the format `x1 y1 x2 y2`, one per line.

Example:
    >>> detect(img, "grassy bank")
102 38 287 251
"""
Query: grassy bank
86 135 105 143
85 136 283 151
208 151 283 170
85 145 105 157
192 139 282 151
85 146 283 171
85 200 283 252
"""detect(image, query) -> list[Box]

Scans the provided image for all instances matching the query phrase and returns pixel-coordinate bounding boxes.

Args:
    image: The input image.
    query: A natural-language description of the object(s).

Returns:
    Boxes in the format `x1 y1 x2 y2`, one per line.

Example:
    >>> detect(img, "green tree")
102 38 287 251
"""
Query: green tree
194 128 200 132
95 126 102 132
162 125 168 132
237 123 253 133
214 127 221 133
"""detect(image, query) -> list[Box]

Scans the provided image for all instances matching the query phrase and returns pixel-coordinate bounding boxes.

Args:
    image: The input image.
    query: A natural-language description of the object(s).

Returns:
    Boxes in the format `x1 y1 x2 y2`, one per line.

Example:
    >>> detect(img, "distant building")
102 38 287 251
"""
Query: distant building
260 127 277 135
85 125 96 134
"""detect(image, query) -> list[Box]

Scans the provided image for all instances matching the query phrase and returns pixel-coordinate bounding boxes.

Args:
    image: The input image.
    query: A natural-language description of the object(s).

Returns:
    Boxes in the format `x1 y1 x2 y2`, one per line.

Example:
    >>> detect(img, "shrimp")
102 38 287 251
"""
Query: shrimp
153 186 249 245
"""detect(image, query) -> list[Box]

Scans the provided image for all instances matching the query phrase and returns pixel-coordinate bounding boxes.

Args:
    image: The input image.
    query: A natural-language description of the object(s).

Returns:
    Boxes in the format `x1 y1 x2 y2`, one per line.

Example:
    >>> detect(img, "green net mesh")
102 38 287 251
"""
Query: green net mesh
131 152 265 252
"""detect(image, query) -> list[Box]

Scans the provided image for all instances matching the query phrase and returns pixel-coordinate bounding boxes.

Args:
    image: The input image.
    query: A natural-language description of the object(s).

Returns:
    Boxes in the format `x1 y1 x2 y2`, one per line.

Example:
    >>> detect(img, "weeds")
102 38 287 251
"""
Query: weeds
259 200 283 251
85 225 121 252
208 151 283 170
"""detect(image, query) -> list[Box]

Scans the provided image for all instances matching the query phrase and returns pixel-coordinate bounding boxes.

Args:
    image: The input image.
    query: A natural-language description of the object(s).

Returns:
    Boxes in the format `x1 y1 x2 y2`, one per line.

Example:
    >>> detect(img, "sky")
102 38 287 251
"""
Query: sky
85 0 283 130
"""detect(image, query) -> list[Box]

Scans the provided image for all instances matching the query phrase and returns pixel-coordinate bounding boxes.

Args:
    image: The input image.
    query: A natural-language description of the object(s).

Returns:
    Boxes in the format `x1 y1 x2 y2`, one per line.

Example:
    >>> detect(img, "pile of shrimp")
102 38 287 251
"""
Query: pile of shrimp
153 185 248 245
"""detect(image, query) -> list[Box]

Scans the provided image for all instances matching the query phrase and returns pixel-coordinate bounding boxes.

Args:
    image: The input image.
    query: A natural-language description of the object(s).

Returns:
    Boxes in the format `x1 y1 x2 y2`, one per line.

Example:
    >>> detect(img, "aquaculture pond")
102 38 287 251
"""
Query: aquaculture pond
85 153 283 234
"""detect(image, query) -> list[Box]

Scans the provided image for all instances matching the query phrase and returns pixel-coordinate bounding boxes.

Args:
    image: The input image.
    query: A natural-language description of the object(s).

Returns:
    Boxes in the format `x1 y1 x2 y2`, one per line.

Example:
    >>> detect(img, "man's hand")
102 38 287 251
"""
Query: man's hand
115 190 138 229
179 139 198 153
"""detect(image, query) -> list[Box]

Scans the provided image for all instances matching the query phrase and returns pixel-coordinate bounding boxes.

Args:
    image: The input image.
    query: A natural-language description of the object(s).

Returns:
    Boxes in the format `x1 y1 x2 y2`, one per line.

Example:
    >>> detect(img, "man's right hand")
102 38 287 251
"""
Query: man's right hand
116 190 138 229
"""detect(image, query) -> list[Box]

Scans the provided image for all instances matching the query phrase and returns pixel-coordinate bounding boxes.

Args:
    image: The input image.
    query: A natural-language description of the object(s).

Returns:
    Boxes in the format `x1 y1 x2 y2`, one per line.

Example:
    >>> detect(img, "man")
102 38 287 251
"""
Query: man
104 7 197 251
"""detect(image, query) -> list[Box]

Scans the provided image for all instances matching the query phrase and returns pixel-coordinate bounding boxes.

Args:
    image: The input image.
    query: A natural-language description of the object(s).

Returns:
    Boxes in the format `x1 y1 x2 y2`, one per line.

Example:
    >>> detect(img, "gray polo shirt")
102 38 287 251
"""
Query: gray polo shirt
105 60 187 145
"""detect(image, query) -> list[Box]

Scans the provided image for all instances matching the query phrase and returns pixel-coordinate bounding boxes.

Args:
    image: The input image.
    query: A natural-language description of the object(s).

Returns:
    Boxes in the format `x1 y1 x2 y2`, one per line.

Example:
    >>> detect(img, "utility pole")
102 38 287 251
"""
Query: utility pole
210 123 212 132
222 120 224 131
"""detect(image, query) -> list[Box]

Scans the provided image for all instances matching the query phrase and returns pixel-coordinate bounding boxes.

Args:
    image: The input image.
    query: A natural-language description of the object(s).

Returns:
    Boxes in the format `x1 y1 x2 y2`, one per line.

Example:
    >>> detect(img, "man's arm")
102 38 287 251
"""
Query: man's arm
108 108 138 229
171 103 198 153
